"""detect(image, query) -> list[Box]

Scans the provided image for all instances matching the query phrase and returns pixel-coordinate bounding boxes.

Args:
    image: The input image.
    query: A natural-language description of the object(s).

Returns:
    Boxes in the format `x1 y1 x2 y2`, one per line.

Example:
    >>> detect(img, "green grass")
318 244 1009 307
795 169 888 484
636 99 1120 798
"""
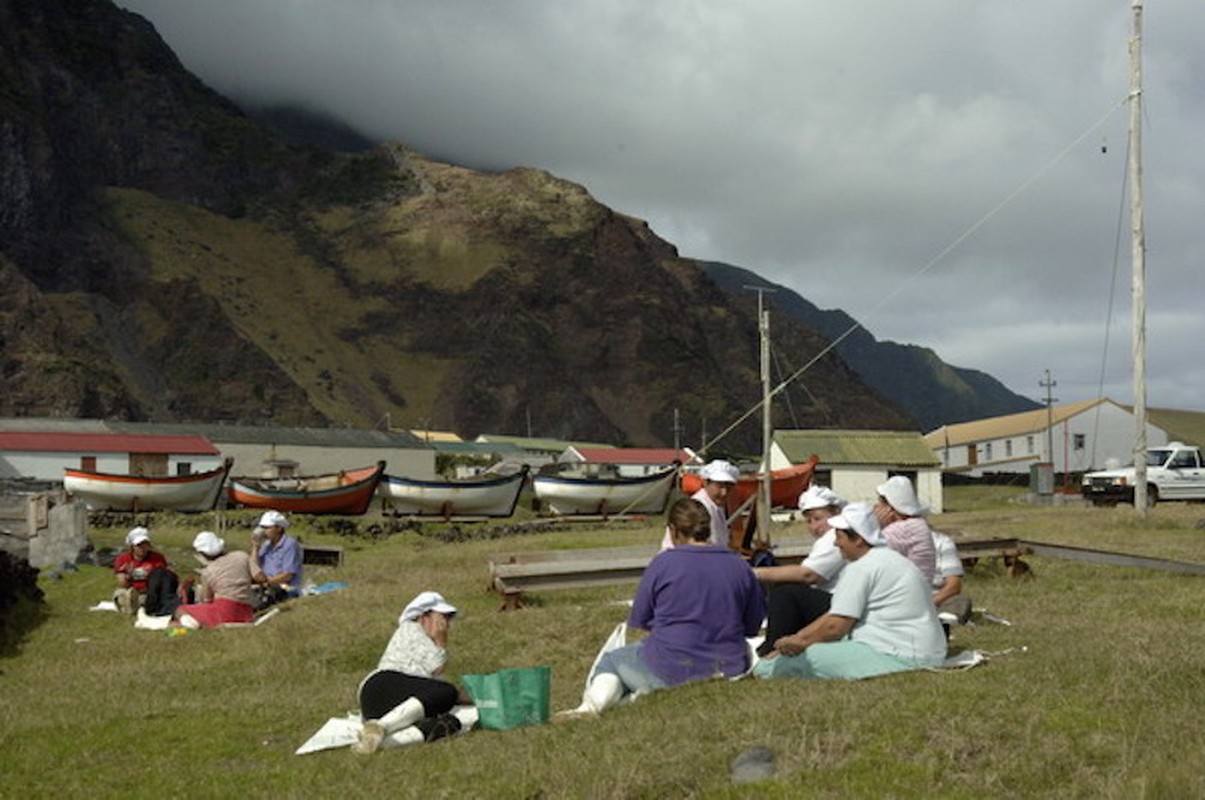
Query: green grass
2 490 1204 798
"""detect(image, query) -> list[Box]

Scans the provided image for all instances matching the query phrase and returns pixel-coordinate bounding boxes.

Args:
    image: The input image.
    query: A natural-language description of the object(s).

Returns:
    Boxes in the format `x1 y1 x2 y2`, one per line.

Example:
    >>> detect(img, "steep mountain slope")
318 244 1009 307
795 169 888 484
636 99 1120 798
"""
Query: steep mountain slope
0 0 913 451
702 262 1040 431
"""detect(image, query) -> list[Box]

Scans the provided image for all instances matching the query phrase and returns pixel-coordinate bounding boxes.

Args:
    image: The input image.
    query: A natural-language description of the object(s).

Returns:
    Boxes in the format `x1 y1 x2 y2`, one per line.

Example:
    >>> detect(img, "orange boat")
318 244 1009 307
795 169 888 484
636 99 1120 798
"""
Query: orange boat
227 461 385 515
680 456 819 514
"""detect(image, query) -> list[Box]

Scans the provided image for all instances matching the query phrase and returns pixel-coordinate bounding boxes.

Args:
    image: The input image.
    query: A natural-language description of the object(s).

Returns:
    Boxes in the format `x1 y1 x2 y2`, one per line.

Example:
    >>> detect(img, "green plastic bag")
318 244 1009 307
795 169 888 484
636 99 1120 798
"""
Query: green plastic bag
461 666 551 730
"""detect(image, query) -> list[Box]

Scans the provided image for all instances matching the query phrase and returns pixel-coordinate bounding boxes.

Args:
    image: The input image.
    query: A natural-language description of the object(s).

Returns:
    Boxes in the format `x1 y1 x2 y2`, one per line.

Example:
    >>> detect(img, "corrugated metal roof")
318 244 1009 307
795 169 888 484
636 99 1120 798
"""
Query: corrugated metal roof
922 398 1109 448
775 429 940 467
104 421 430 449
0 431 219 455
474 434 613 452
426 441 526 456
572 447 696 464
0 417 430 448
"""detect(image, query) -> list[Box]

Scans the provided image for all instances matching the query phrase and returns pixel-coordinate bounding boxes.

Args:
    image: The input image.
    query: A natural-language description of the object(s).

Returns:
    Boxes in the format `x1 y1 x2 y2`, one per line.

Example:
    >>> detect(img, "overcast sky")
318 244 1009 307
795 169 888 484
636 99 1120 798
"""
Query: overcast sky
117 1 1205 416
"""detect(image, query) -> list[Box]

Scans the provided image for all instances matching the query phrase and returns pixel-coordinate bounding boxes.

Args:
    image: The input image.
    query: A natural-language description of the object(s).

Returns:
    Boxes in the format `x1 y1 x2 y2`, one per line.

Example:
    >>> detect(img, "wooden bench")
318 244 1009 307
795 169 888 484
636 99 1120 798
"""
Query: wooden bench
488 537 815 611
302 544 344 567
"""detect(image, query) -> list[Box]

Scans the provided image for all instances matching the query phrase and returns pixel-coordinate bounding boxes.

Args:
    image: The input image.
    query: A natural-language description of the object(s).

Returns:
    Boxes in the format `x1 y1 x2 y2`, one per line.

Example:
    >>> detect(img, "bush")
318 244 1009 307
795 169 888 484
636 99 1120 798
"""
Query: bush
0 550 46 656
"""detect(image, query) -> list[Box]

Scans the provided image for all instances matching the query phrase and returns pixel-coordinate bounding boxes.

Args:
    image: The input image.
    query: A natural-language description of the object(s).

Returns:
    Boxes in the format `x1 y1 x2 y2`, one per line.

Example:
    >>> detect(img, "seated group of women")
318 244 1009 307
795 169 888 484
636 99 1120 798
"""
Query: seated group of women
352 484 951 751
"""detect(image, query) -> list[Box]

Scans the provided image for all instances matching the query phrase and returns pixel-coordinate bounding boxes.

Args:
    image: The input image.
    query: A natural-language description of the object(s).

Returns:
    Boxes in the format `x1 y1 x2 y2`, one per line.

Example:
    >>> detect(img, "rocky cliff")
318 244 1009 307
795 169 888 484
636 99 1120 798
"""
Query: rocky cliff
0 0 920 451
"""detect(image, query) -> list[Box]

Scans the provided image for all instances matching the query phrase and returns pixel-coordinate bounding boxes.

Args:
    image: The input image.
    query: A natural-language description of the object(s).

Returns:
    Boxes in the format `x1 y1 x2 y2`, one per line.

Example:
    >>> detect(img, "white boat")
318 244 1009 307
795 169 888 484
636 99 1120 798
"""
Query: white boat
379 465 529 518
63 459 233 512
533 464 679 516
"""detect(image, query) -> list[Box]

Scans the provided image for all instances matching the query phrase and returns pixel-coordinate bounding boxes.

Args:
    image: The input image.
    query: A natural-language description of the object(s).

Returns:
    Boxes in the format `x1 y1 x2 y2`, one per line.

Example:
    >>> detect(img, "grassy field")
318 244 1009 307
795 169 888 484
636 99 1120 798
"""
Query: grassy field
2 488 1203 799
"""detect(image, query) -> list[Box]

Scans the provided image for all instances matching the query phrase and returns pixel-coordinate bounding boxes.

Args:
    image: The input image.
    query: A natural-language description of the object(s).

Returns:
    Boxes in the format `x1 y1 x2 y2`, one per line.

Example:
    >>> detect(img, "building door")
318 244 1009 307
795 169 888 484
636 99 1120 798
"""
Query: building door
128 453 169 477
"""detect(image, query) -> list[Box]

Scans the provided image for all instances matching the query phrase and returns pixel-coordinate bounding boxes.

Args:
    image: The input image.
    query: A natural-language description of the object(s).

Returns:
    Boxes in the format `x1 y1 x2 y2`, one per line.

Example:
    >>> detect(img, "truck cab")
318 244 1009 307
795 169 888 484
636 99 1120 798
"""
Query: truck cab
1081 442 1205 506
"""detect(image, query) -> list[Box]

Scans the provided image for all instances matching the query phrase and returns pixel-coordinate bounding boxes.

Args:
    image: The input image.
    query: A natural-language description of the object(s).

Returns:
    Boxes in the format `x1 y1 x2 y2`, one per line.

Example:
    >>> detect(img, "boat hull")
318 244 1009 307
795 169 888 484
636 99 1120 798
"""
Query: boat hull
533 465 679 516
63 459 232 512
227 462 385 515
379 466 529 517
680 457 818 513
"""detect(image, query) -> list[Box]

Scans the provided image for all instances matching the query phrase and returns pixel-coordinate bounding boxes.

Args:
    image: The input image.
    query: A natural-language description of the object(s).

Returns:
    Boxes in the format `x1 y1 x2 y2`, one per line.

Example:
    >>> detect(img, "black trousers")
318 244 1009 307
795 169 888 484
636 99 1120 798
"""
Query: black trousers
143 568 180 617
758 583 832 656
359 670 458 720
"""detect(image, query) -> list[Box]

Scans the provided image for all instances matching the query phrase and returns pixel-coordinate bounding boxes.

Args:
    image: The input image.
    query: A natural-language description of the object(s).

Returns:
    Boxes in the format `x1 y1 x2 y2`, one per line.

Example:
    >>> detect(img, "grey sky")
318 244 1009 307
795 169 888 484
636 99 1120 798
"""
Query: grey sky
117 0 1205 417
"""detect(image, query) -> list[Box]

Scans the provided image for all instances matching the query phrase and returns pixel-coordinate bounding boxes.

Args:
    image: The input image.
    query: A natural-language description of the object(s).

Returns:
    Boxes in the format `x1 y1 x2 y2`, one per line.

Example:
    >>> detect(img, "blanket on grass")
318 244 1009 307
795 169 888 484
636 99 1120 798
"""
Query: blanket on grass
295 706 479 755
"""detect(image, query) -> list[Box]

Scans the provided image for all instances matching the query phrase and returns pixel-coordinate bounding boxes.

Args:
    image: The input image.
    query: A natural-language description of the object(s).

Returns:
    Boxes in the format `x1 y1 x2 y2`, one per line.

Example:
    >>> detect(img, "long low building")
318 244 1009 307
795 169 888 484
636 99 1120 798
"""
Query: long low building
0 418 436 481
0 430 223 480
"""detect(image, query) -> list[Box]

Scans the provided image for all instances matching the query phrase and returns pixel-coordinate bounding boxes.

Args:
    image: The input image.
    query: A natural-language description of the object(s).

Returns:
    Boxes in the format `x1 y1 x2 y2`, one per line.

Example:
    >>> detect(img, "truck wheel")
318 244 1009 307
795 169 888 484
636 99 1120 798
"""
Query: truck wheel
1132 486 1158 508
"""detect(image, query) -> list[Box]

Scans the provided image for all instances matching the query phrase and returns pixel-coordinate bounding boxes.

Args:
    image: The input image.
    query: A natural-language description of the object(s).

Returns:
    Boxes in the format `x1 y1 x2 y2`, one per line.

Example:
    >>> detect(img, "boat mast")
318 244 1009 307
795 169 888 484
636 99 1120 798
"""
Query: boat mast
746 285 774 546
1129 0 1148 515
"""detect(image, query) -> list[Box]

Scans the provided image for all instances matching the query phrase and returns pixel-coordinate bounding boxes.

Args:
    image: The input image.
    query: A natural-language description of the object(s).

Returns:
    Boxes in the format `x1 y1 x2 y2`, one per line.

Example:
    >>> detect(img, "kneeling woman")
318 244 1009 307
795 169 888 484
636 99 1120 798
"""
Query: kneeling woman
173 531 256 628
353 591 473 754
578 497 765 714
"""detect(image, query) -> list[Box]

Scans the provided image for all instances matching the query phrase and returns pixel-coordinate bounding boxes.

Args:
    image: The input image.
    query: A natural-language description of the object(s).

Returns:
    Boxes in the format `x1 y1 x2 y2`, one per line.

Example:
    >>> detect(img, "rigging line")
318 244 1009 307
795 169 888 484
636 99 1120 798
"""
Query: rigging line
702 95 1132 453
1090 134 1132 469
770 346 801 428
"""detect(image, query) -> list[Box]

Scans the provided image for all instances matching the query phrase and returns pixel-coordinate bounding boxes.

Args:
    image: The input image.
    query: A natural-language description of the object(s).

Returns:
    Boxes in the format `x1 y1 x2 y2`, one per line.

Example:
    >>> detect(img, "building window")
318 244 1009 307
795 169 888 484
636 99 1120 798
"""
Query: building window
1026 436 1035 454
81 456 96 471
1005 440 1013 458
176 462 192 476
985 443 993 461
1073 434 1085 451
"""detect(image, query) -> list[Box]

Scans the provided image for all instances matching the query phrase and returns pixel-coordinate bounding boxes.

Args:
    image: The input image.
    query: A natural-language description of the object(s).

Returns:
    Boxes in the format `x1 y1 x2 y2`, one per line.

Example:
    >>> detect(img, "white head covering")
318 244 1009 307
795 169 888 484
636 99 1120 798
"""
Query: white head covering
827 502 886 547
256 509 289 529
126 526 150 547
876 476 928 517
399 591 458 623
192 531 225 558
798 485 846 512
699 459 740 484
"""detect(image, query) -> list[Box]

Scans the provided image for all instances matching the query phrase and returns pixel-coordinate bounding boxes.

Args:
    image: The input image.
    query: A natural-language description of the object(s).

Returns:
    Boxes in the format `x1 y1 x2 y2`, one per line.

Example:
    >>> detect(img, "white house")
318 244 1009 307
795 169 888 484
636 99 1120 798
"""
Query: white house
922 398 1169 477
769 429 943 514
0 430 223 480
558 447 699 477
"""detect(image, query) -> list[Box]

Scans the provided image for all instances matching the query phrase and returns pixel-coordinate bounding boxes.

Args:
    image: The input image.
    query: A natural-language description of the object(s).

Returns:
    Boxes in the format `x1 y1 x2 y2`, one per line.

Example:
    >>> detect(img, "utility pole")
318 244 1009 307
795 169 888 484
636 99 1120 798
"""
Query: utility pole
1040 370 1058 469
1129 0 1148 515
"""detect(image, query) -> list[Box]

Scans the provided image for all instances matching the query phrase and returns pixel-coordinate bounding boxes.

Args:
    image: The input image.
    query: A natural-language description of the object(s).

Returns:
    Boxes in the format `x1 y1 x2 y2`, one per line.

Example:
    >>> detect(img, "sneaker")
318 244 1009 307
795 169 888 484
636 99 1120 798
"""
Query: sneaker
114 588 136 615
351 721 385 755
416 713 462 743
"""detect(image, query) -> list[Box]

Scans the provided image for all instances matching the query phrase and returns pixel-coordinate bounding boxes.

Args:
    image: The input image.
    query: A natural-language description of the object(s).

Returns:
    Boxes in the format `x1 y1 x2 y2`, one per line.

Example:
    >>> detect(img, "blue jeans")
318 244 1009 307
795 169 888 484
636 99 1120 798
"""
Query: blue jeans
594 642 669 696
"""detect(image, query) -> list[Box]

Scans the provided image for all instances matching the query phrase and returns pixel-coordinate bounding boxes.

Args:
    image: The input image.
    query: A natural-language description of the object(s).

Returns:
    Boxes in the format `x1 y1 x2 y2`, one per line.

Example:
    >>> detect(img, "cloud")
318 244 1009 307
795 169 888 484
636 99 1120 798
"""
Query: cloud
118 0 1205 413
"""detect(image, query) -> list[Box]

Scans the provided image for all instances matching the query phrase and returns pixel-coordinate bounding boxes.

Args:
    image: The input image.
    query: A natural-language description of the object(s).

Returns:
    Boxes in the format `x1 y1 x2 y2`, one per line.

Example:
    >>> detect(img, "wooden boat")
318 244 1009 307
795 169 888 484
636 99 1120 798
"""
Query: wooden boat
63 458 233 512
227 461 385 515
379 465 530 518
680 456 819 513
533 463 679 517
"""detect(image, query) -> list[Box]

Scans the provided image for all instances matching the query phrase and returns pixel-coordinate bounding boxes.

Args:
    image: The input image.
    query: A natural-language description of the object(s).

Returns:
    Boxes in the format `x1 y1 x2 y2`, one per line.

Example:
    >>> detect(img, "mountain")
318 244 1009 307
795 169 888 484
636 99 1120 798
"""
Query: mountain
0 0 920 453
701 262 1041 431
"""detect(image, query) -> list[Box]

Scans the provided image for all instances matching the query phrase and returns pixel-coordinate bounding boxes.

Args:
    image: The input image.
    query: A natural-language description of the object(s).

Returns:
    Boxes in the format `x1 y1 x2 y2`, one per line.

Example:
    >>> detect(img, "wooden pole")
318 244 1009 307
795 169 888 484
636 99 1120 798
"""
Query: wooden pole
1129 0 1147 515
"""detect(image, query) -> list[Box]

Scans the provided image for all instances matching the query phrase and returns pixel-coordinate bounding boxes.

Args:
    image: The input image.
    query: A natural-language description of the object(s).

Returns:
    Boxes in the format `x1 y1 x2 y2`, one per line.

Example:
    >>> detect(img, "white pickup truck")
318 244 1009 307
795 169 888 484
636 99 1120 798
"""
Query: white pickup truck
1081 442 1205 506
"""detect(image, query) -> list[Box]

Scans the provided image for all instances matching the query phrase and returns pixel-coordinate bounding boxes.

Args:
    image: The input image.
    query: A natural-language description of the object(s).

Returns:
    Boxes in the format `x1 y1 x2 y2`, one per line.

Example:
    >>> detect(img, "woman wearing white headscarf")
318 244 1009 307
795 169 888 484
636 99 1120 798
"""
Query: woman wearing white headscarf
352 591 473 754
171 531 255 629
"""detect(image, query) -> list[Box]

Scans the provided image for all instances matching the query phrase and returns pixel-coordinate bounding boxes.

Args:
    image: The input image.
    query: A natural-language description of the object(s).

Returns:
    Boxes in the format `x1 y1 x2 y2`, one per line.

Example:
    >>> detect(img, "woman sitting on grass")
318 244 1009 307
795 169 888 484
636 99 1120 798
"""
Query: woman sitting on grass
753 485 848 656
353 591 473 754
570 497 765 715
172 531 256 629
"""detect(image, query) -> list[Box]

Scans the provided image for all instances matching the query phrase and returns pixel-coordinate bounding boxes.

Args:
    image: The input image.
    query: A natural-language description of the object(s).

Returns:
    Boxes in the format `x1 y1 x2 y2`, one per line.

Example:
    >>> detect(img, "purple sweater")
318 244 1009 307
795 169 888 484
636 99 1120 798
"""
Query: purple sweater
630 544 765 686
